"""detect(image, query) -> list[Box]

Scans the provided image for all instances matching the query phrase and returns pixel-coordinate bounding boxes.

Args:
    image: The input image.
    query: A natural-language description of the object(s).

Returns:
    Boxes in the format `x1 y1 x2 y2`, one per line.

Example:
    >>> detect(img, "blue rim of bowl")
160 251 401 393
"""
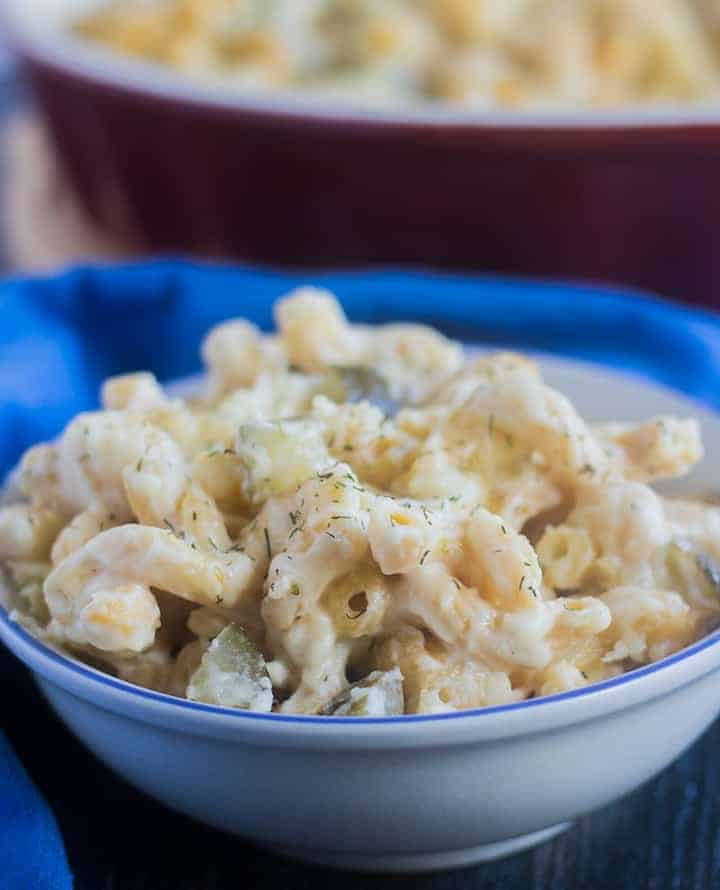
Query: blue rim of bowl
3 608 720 724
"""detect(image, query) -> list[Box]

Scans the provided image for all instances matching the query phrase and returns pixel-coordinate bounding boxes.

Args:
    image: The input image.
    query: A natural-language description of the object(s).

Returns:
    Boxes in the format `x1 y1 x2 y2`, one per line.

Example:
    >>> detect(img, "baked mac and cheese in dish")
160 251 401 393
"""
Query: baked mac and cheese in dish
2 288 719 716
74 0 720 109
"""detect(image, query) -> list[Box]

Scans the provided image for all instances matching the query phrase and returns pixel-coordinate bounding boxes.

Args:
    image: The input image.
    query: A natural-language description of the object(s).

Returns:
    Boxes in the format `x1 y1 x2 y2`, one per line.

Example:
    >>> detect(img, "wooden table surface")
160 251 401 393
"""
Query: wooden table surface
1 71 720 890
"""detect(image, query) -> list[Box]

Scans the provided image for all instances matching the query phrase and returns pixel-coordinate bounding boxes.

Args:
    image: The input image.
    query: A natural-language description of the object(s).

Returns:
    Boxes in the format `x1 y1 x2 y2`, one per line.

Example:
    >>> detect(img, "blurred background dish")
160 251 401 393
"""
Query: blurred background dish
4 0 720 306
67 0 720 111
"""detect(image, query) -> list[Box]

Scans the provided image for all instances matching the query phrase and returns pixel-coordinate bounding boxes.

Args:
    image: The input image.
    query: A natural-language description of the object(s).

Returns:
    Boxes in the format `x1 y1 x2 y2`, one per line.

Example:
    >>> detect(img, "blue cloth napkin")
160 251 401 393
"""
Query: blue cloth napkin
0 732 73 890
2 259 720 890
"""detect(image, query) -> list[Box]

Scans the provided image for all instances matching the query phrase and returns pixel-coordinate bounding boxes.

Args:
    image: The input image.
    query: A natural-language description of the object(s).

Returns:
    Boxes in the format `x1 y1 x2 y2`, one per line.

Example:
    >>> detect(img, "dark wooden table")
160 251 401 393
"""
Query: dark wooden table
1 70 720 890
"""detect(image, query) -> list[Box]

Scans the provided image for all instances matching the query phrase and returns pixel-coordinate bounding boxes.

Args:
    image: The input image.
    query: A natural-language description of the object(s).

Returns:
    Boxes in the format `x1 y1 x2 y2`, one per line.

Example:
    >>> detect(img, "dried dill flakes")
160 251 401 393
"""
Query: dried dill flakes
192 511 198 522
420 549 431 565
136 458 144 472
325 531 338 540
264 527 272 560
163 518 177 535
330 514 353 521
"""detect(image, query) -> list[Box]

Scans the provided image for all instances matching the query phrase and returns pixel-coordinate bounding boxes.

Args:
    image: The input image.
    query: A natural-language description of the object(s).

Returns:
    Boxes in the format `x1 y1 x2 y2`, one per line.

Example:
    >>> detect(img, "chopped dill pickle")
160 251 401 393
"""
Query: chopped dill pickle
236 419 327 500
322 668 404 717
324 367 400 416
187 624 273 711
666 540 720 608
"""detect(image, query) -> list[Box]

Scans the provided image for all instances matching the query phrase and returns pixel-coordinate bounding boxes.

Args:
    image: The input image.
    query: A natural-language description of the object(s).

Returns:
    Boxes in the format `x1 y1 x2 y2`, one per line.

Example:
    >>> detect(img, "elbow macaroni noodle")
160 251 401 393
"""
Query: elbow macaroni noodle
2 287 719 715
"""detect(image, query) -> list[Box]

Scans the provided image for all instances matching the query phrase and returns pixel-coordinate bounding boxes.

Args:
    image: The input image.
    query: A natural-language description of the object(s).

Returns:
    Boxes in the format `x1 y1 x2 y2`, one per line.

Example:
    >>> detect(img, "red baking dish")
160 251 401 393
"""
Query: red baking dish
6 0 720 306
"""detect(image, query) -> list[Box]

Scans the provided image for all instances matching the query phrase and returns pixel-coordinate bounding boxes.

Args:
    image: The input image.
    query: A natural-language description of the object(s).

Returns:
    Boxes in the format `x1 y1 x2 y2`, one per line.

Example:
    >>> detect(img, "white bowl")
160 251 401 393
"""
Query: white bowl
3 355 720 873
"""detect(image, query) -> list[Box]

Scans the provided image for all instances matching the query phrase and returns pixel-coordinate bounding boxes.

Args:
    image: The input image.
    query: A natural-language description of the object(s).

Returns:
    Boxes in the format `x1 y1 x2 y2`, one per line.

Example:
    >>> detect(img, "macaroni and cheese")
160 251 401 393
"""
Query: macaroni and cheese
2 288 719 716
73 0 720 109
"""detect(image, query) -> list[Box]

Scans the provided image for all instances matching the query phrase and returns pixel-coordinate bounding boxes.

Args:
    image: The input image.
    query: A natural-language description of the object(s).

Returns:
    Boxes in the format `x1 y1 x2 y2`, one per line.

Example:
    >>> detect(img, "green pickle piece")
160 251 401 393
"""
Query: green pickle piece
236 419 327 499
322 668 404 717
187 624 273 711
666 540 720 607
323 367 401 416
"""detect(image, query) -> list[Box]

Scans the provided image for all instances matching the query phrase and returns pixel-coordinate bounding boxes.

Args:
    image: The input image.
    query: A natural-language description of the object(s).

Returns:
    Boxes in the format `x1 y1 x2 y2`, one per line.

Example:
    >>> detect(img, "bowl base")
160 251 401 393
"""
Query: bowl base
269 822 572 873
